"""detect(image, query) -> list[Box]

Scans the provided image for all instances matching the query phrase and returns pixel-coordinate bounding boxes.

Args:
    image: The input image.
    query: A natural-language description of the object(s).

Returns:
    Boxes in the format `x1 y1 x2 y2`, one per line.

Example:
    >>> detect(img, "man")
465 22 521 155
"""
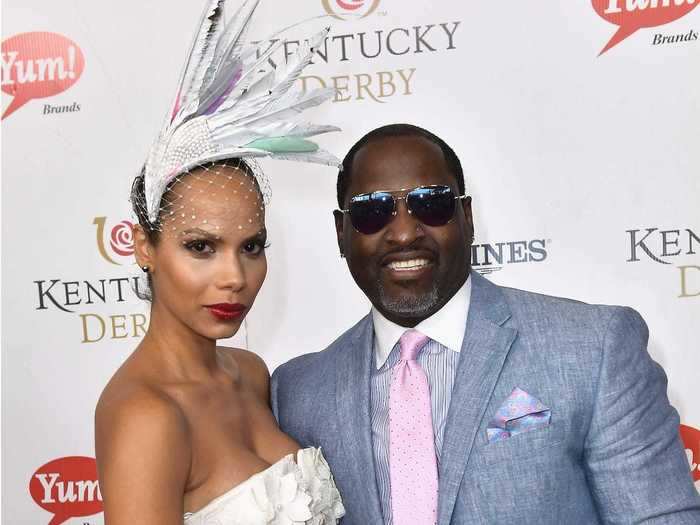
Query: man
271 124 700 524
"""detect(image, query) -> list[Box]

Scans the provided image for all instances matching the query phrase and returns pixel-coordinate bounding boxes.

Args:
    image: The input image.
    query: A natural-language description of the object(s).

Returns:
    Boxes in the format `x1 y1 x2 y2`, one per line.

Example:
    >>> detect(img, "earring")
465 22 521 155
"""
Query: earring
141 265 150 273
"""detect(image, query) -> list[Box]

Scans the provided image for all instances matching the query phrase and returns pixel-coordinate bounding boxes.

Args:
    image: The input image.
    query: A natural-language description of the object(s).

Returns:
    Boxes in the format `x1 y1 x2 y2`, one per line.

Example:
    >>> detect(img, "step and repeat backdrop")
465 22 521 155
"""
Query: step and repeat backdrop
2 0 699 523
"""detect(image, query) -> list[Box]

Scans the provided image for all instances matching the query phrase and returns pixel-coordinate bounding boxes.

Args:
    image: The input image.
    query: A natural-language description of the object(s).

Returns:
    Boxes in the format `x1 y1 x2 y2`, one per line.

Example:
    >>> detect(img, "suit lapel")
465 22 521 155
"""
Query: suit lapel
437 272 518 524
335 316 384 524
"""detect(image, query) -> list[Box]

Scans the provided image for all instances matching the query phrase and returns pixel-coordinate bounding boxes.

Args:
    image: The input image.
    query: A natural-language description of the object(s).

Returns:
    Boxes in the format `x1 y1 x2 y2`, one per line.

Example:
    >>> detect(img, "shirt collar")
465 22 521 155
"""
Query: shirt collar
371 276 472 370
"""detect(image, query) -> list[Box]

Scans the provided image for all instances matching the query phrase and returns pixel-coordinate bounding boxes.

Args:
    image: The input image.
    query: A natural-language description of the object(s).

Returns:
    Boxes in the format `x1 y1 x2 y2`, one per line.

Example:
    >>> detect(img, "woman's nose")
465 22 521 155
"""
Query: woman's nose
216 253 246 292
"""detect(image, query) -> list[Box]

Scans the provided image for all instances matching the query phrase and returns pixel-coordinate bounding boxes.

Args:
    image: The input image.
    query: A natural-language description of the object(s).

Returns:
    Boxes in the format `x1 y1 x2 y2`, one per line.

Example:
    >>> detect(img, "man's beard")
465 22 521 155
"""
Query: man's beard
377 280 440 318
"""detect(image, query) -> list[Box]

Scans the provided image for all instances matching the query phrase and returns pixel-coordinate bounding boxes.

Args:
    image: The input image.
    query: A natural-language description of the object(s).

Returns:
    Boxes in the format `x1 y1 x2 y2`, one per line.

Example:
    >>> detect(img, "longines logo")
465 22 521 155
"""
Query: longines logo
472 238 549 275
1 32 85 119
626 227 699 298
322 0 382 20
31 215 149 344
592 0 699 55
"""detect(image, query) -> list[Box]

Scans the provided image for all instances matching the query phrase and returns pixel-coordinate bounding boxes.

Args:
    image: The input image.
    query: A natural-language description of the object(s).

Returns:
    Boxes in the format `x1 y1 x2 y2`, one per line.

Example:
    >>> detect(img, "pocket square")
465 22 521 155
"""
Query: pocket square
486 387 551 443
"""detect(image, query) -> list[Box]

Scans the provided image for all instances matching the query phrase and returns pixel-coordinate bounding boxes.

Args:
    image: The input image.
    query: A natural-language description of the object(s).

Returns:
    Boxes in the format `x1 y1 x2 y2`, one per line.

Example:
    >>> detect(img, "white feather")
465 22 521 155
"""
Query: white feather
143 0 340 220
170 0 225 124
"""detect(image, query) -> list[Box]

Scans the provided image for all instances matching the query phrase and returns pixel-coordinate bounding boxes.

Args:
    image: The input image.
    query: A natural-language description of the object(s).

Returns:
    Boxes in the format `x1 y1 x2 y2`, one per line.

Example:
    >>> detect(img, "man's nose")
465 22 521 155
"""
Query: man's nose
384 199 423 246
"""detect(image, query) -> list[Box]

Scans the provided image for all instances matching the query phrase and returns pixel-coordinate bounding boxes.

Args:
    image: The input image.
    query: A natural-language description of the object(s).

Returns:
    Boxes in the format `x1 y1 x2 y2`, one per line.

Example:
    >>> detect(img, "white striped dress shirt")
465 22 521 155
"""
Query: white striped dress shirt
370 278 472 524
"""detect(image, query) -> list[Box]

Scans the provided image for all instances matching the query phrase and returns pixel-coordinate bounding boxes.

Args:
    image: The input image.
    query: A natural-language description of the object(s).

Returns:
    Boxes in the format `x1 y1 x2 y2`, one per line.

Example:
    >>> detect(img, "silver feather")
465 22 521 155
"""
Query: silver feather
267 27 329 105
143 0 340 222
170 0 225 124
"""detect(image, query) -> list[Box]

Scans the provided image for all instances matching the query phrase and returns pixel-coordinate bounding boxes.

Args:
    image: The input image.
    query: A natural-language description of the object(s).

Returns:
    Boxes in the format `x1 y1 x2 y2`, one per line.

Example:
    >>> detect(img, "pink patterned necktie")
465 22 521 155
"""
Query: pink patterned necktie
389 329 438 525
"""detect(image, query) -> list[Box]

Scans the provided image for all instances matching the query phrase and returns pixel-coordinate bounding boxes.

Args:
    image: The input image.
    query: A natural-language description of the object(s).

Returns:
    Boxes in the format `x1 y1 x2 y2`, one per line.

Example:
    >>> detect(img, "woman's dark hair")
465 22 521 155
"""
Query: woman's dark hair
129 157 260 300
130 157 259 245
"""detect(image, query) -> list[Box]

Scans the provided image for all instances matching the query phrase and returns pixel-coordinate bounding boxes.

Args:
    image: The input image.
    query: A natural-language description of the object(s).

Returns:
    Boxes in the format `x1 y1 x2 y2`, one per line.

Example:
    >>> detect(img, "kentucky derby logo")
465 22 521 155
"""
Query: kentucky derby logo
592 0 700 55
322 0 381 20
1 32 85 119
680 424 700 482
94 216 135 265
625 226 699 298
29 456 103 525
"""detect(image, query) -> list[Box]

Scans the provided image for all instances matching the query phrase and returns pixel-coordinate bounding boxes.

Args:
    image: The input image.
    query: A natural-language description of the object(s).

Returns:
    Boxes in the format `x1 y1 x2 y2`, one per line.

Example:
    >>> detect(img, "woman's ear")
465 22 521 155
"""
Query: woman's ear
133 224 154 272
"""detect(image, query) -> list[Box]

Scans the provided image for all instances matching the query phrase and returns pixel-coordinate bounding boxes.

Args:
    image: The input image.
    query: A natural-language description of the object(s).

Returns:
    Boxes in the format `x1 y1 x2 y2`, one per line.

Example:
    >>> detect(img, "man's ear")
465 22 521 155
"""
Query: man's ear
133 224 154 271
461 196 474 240
333 210 345 257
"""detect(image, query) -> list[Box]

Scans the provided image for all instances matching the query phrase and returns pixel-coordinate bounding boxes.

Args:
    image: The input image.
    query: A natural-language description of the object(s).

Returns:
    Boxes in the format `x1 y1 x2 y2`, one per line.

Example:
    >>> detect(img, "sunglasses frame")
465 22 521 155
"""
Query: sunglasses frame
338 184 468 234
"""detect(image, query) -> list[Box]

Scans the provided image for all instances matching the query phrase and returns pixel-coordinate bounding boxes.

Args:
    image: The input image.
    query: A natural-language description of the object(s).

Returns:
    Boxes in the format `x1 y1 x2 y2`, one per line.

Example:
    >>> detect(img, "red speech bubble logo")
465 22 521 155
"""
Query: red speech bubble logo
593 0 700 55
1 32 85 119
29 456 103 525
680 424 700 482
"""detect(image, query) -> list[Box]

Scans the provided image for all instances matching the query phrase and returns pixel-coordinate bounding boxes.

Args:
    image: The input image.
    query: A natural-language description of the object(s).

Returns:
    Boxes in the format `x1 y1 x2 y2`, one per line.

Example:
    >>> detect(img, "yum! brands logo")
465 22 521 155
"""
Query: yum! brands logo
592 0 700 54
29 456 103 525
680 424 700 483
1 32 85 119
94 216 136 265
322 0 382 20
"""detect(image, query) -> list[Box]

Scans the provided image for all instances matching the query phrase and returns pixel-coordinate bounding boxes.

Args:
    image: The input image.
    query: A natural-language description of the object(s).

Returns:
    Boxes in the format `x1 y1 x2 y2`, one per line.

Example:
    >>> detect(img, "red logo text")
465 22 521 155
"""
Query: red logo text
680 424 700 482
593 0 700 54
1 32 85 119
29 456 103 525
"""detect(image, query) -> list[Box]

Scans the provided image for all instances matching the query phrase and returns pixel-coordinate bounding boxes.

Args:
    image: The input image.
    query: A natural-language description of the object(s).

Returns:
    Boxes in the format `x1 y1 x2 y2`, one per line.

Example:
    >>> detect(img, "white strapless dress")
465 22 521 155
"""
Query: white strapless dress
183 447 345 525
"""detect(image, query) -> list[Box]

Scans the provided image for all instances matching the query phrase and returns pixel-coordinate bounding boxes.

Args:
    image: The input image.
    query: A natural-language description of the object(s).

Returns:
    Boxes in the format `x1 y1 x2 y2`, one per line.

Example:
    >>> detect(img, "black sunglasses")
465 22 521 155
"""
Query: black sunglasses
339 185 468 235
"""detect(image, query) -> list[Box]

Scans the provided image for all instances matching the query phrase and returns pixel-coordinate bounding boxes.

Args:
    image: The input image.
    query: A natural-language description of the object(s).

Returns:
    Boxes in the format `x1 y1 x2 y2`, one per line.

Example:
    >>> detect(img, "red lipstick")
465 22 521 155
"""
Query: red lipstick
205 303 246 321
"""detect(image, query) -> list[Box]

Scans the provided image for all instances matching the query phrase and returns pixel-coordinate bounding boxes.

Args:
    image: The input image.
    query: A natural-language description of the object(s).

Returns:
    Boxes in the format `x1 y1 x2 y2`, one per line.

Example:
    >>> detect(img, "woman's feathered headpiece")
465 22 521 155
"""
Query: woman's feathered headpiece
142 0 339 223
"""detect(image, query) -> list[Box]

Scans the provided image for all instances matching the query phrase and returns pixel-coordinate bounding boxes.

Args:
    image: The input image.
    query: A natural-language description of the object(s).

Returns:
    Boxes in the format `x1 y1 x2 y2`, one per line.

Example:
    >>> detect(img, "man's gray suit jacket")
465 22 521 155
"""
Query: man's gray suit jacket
271 272 700 524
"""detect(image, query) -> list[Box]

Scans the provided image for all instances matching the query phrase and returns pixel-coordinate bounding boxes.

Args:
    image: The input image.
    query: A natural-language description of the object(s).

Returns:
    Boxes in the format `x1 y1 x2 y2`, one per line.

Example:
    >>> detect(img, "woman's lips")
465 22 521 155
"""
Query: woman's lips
205 303 246 321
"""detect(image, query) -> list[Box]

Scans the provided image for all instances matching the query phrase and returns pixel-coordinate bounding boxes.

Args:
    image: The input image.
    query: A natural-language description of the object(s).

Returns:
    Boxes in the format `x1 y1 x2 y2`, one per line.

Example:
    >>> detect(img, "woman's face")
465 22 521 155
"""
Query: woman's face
147 165 267 341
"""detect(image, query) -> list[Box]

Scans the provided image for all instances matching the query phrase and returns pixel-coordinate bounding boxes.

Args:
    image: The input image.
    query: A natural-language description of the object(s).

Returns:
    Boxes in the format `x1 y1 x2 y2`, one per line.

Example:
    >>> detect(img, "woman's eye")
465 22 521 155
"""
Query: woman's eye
185 240 214 254
243 240 267 255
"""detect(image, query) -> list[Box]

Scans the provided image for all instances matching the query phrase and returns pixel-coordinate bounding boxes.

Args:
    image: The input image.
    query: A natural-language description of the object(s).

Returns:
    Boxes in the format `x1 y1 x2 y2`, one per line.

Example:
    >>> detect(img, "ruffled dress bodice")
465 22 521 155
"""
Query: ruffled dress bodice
183 447 345 525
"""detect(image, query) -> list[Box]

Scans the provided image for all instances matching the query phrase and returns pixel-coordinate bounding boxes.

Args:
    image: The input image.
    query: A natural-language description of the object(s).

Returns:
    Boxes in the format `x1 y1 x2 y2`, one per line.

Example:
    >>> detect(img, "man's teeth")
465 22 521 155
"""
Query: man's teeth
387 258 430 270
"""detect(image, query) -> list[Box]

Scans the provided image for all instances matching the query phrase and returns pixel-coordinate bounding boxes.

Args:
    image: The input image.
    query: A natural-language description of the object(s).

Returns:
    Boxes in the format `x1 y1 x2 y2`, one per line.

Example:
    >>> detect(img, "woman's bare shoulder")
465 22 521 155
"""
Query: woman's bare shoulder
95 370 190 459
217 346 270 398
95 370 191 521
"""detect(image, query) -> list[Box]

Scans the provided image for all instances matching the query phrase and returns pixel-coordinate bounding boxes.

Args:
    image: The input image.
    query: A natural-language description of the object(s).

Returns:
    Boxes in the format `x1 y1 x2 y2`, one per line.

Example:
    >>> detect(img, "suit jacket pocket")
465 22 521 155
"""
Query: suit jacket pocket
474 423 566 466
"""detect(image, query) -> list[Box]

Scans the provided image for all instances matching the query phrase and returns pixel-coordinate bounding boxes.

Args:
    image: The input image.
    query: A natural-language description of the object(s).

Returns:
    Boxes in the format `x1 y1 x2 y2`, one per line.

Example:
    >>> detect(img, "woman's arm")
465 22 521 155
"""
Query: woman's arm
95 389 191 525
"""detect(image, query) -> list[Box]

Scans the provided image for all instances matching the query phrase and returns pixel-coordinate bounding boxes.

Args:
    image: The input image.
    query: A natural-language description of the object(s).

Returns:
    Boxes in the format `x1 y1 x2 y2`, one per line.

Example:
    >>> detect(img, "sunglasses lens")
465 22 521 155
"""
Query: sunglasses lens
407 186 456 226
349 192 395 234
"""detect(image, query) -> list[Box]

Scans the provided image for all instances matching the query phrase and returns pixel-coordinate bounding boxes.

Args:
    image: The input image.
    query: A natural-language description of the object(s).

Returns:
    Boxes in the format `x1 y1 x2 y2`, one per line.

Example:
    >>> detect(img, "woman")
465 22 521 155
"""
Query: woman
95 1 343 522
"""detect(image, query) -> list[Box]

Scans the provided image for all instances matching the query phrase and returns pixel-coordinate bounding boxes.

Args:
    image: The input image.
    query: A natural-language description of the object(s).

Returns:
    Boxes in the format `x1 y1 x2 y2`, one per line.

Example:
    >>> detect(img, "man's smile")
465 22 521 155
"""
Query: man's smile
380 250 436 281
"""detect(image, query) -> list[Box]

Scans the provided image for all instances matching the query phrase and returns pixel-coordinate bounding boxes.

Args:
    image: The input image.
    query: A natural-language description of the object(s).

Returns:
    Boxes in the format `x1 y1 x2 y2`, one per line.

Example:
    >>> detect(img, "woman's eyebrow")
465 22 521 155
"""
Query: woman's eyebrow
180 228 220 240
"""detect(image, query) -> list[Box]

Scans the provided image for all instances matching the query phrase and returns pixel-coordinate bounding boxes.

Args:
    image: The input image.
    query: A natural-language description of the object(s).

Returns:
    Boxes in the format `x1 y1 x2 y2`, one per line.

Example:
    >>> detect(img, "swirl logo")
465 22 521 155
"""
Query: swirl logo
93 217 135 265
110 220 135 256
322 0 381 20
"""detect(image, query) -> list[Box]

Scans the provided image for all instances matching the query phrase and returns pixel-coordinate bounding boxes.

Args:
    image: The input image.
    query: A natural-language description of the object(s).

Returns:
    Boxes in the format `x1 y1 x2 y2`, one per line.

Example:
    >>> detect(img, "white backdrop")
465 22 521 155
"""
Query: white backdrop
2 0 699 523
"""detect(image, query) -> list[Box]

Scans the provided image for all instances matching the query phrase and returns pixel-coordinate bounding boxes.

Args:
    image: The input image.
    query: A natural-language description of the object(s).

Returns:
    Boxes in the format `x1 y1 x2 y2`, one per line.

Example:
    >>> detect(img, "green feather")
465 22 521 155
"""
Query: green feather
246 136 319 153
